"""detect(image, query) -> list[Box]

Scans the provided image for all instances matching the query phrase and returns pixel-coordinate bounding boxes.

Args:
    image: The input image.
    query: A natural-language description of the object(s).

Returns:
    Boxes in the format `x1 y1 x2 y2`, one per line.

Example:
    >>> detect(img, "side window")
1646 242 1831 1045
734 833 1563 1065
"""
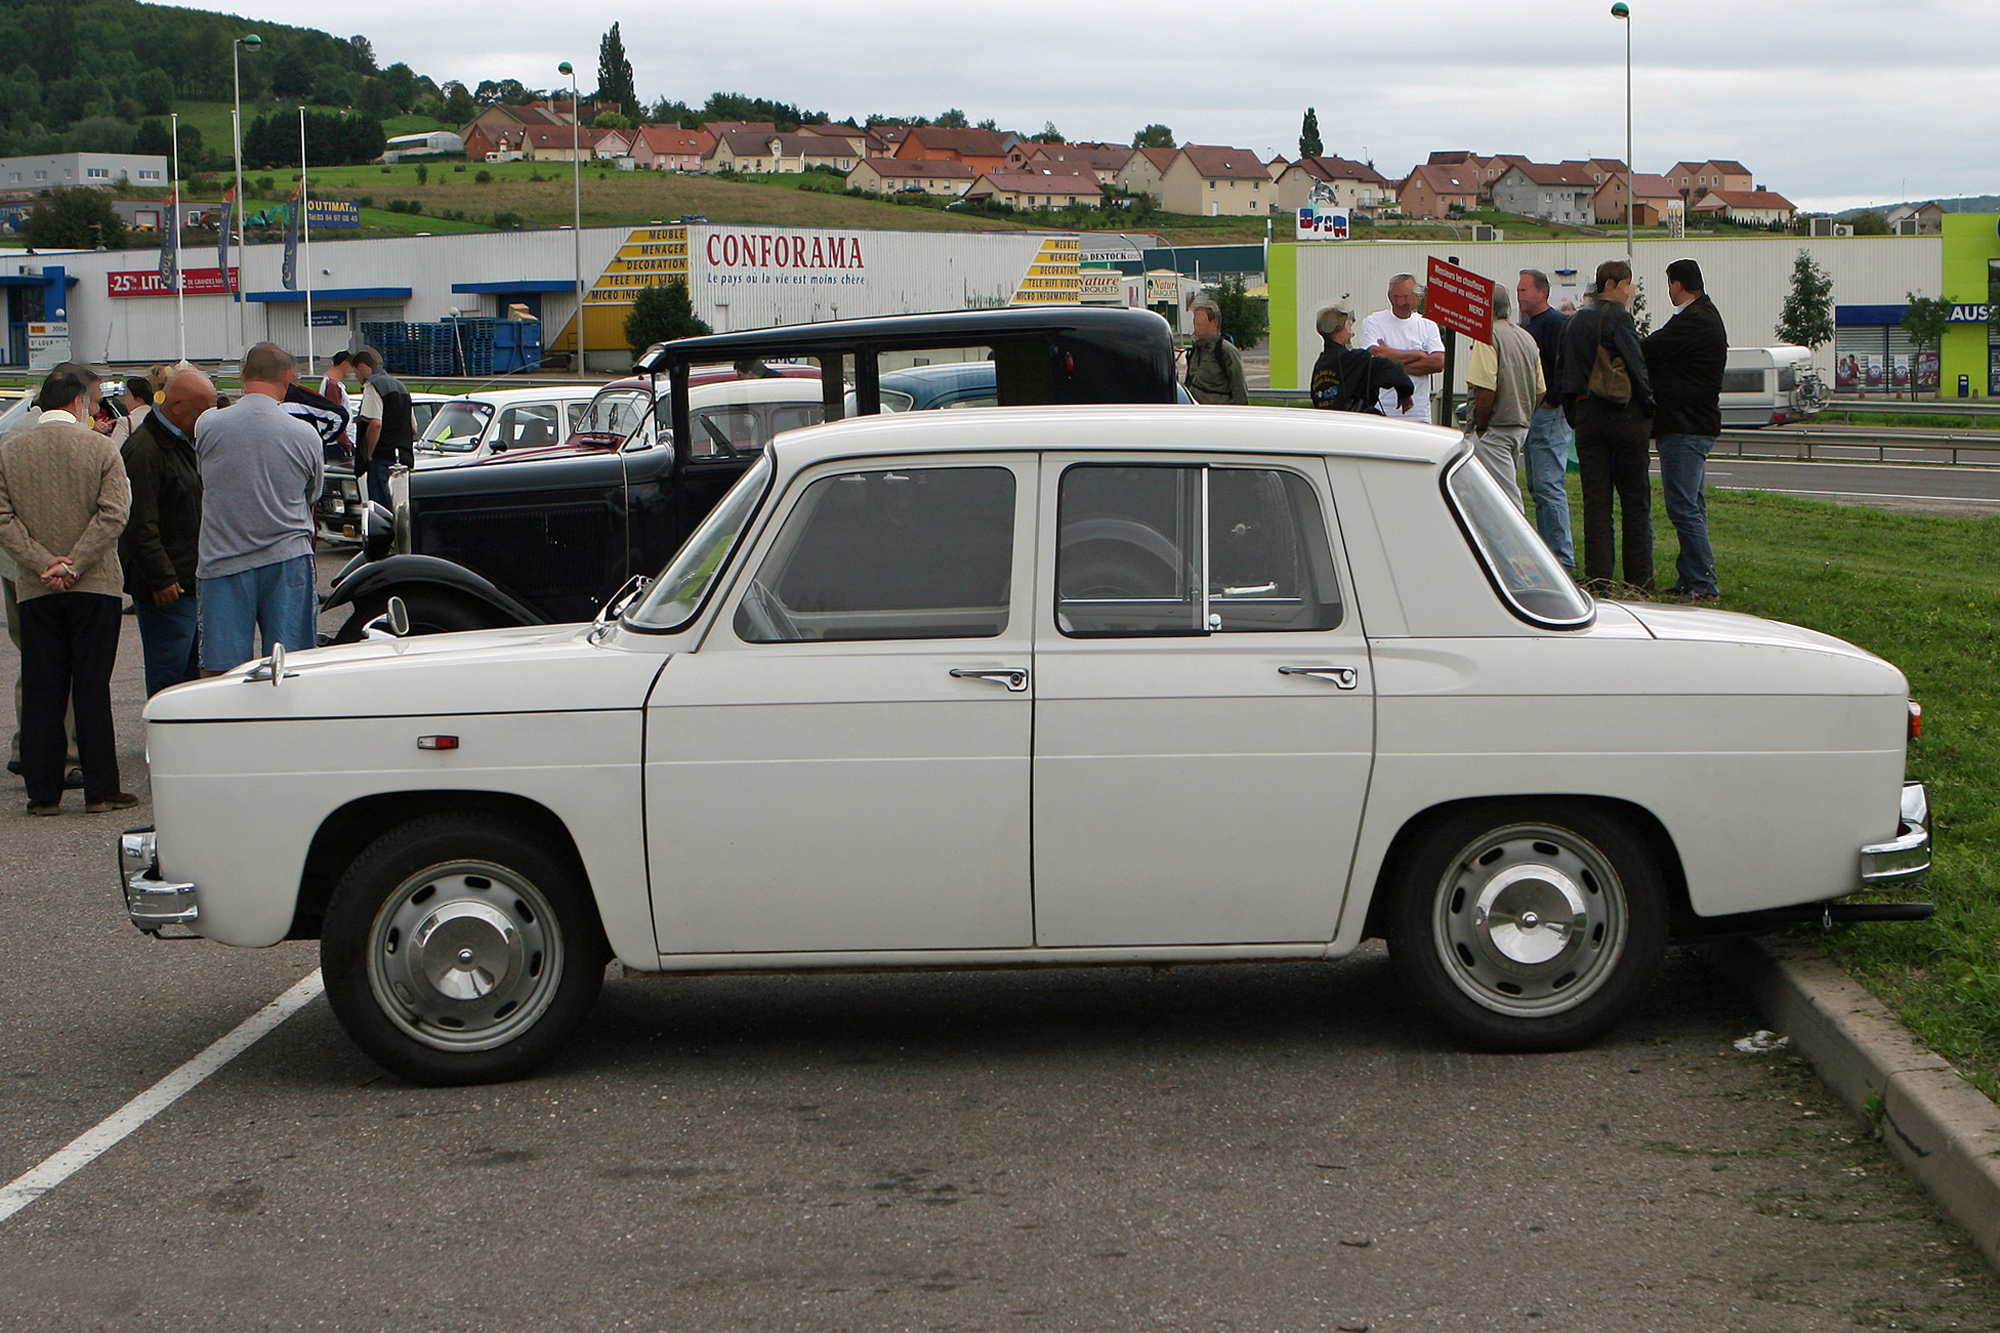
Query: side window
691 406 759 456
767 403 826 436
565 401 588 431
1056 464 1342 637
497 404 560 452
737 467 1016 643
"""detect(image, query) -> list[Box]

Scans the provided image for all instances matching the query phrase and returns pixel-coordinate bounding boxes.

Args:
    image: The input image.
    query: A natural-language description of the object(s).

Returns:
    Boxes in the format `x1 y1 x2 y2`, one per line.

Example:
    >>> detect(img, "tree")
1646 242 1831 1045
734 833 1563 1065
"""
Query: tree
1776 249 1834 348
1851 209 1890 236
440 81 476 125
1211 275 1267 350
133 68 174 117
650 97 699 127
1131 123 1174 149
272 51 315 100
1901 293 1952 398
596 23 637 116
25 188 127 250
625 278 711 356
934 108 968 129
1032 121 1062 144
344 34 378 73
1298 107 1321 160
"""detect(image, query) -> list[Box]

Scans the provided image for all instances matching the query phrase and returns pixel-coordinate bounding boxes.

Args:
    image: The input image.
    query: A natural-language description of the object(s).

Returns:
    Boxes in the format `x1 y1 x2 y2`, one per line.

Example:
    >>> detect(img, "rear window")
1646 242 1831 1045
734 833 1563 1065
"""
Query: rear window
1444 455 1593 628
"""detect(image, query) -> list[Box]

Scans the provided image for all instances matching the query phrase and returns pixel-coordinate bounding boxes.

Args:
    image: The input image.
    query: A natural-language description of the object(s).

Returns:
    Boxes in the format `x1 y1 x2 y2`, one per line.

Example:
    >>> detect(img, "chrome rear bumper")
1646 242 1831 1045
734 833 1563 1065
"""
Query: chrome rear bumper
1858 783 1930 887
118 828 200 934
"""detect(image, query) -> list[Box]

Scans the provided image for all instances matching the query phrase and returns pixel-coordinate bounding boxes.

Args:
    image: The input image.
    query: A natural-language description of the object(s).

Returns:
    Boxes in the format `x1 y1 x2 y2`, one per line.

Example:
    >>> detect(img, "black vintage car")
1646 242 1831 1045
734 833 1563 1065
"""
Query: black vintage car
323 305 1181 640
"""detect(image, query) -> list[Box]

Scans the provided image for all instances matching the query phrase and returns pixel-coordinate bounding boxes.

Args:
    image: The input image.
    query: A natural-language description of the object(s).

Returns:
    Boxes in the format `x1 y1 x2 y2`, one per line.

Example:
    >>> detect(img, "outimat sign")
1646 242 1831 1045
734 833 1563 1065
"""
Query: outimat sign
1424 256 1495 345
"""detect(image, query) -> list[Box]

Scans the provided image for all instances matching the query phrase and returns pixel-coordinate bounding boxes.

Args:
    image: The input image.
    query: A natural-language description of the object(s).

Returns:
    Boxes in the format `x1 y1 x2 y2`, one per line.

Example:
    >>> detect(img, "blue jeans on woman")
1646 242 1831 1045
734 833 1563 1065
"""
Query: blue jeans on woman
1656 433 1719 596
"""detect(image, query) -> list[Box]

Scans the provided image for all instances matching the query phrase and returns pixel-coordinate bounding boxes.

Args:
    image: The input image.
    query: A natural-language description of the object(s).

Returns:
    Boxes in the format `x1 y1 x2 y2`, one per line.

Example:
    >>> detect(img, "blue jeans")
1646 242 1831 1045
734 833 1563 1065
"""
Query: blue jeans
133 591 201 696
1656 433 1719 595
1524 405 1575 569
365 458 393 510
198 554 318 672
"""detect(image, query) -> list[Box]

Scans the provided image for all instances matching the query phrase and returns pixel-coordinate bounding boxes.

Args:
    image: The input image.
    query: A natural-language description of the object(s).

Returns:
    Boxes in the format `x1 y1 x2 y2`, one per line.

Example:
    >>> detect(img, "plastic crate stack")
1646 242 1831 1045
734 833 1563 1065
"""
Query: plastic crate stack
445 316 497 378
359 321 409 374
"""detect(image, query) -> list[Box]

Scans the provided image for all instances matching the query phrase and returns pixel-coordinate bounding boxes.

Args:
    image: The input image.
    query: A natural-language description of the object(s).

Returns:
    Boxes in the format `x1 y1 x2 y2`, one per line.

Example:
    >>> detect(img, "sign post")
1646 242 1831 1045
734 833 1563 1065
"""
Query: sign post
1425 255 1495 429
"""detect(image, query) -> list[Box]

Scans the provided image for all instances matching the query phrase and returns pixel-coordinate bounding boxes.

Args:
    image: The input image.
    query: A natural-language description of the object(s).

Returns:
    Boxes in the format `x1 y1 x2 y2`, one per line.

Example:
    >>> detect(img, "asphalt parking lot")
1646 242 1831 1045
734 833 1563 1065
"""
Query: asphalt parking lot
3 554 1998 1330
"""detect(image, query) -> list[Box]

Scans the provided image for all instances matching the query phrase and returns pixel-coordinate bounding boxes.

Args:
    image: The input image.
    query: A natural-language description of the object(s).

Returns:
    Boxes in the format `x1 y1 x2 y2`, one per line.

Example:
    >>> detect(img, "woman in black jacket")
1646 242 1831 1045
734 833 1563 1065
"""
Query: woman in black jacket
1556 259 1655 593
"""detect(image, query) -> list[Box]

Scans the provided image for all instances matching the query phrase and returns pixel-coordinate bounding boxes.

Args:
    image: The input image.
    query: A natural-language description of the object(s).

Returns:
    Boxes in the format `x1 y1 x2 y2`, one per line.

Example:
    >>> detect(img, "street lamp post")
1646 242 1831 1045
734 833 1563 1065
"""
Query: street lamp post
232 33 261 358
1611 3 1632 260
559 61 584 373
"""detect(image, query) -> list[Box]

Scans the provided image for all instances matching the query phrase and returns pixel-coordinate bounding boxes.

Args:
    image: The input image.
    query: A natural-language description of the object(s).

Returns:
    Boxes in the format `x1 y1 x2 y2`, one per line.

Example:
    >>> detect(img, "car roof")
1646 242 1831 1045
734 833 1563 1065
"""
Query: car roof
687 378 826 407
771 405 1460 470
448 385 598 408
635 305 1169 373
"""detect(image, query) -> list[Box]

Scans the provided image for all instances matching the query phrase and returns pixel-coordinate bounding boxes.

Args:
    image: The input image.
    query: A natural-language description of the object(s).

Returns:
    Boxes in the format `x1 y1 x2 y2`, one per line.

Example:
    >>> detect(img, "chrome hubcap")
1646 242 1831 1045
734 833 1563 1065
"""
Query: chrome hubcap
1433 824 1627 1017
368 861 563 1052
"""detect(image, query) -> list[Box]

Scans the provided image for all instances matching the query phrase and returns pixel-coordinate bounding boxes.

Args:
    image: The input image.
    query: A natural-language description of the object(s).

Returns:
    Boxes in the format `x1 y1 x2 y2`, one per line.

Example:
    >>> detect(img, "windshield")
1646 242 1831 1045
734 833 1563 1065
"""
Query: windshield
625 453 772 631
0 394 37 438
585 390 650 439
420 402 494 451
1444 454 1594 628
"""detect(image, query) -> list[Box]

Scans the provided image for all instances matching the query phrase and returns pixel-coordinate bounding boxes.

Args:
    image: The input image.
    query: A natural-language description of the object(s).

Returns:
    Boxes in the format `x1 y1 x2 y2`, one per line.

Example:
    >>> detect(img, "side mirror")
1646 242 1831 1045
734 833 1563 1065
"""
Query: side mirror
387 596 411 638
362 501 395 560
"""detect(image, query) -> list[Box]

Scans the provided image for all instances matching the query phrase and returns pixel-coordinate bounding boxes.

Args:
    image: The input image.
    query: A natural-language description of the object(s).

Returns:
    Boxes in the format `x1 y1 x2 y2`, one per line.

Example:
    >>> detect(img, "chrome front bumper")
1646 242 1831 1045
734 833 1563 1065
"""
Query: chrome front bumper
1858 782 1931 887
118 828 200 934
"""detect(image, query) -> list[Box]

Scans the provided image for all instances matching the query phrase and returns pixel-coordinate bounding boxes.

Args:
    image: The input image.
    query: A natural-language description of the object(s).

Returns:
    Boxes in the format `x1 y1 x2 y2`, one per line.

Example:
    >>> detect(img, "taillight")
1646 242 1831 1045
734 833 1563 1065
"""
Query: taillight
1909 701 1923 740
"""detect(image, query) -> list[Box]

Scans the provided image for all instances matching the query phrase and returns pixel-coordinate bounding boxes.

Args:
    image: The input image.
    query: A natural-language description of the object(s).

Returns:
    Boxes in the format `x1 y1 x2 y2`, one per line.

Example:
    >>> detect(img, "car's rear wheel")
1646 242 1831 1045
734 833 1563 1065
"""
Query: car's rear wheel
321 814 608 1085
1386 801 1666 1051
332 589 499 643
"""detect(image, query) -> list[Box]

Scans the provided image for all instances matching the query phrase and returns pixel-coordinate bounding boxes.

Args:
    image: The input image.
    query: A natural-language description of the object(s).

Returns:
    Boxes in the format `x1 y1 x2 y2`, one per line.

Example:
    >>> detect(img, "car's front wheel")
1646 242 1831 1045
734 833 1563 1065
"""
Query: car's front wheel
1386 801 1667 1051
321 814 608 1085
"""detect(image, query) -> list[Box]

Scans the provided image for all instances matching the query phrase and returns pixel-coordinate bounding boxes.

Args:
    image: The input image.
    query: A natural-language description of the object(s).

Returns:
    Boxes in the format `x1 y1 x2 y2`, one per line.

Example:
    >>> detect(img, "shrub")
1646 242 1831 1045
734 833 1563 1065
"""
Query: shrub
492 211 524 229
475 169 493 183
416 164 429 185
357 195 373 208
453 163 467 172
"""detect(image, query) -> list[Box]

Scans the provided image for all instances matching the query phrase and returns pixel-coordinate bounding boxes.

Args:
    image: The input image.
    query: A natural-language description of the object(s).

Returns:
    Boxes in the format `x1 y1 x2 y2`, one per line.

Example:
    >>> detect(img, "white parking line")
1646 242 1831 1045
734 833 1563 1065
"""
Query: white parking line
0 969 324 1226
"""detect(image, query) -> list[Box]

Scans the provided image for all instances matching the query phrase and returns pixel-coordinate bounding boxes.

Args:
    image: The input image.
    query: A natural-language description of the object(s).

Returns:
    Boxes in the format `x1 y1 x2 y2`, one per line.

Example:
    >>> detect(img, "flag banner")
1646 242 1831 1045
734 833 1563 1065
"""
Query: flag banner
217 188 233 293
281 184 301 291
159 187 179 287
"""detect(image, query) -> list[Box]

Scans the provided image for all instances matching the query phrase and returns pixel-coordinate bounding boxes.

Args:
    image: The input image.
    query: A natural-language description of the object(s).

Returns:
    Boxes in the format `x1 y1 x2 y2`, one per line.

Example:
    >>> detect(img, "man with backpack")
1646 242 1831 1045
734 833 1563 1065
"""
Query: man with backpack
1309 304 1414 415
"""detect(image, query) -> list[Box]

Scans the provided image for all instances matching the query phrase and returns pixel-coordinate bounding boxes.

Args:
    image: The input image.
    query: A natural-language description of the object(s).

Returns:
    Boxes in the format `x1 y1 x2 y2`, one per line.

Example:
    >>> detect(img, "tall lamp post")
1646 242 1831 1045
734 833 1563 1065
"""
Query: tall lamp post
232 32 262 358
558 60 585 372
1611 2 1633 260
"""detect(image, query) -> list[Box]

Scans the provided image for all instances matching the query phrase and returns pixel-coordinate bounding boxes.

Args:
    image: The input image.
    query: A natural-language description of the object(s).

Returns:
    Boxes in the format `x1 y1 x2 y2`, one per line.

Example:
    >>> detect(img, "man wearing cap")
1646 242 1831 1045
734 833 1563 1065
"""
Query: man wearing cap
0 366 138 814
1642 257 1729 602
1309 303 1414 414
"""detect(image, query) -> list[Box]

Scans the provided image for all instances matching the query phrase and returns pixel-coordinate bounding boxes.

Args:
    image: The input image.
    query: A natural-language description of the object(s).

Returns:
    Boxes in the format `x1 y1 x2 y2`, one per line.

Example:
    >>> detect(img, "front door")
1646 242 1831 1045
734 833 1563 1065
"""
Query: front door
1031 457 1374 947
644 457 1037 955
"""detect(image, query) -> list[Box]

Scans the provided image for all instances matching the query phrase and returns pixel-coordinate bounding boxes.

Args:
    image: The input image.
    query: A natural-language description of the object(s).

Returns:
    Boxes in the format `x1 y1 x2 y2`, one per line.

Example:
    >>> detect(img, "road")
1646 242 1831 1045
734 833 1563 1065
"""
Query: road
1 556 1997 1329
1699 457 2000 516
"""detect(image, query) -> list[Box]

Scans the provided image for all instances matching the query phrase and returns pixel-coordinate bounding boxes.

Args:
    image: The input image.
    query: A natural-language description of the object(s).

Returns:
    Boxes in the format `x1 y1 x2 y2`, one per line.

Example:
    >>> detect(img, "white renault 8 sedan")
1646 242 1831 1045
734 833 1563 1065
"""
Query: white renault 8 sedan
121 406 1931 1084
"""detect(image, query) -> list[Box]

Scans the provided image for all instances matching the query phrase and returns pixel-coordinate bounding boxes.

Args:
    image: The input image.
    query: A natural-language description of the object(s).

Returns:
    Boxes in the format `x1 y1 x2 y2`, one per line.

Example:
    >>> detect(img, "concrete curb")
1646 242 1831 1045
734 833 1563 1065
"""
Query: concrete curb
1711 937 2000 1269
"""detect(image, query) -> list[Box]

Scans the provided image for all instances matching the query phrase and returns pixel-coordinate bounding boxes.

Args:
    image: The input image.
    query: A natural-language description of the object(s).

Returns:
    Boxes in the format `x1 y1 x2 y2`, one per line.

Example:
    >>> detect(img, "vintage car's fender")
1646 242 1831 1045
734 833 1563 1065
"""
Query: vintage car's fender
143 626 670 964
323 553 542 627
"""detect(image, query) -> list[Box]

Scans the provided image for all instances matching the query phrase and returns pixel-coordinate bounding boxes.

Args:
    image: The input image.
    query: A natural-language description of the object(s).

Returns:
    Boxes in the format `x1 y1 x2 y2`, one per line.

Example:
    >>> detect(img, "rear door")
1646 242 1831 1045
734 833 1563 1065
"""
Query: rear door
1030 455 1374 947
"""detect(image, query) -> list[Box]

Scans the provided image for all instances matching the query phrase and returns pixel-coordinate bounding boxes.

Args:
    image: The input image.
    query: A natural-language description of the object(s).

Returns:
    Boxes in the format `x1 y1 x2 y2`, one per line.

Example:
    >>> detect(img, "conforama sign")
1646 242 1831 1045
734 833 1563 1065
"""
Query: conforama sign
705 232 866 270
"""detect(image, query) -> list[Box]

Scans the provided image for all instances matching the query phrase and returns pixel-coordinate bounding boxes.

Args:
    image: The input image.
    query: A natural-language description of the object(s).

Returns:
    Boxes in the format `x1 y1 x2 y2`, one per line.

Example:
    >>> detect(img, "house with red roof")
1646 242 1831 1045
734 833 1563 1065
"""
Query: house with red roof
846 158 976 196
1397 162 1481 217
963 169 1101 210
1114 146 1178 204
1273 154 1395 214
1490 161 1601 224
894 128 1020 176
627 126 713 171
1158 145 1272 216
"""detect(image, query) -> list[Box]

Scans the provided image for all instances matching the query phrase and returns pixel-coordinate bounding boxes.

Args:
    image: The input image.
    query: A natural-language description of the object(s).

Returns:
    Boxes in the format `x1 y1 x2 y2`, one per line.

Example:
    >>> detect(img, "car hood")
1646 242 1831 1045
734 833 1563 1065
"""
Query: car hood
144 623 667 723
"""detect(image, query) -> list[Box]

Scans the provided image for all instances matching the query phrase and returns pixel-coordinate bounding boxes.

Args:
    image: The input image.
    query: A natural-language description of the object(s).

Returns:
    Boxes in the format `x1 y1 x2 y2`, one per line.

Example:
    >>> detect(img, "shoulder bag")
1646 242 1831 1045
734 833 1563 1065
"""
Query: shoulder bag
1586 303 1632 407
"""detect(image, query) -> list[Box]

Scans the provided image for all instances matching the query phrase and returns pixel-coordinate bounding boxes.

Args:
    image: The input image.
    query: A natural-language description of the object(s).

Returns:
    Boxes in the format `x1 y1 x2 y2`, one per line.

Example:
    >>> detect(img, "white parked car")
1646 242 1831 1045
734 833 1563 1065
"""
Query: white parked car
413 386 597 468
121 406 1931 1084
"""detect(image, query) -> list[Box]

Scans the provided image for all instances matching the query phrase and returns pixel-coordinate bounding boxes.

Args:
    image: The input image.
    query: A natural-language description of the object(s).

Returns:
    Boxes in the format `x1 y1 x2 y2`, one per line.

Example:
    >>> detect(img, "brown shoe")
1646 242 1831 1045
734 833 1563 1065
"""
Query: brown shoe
84 793 141 813
26 801 60 817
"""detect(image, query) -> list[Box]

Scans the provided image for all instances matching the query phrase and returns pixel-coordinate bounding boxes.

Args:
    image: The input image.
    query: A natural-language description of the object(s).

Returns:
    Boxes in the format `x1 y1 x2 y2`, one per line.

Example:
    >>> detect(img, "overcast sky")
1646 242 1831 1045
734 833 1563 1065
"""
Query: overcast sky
177 0 1993 212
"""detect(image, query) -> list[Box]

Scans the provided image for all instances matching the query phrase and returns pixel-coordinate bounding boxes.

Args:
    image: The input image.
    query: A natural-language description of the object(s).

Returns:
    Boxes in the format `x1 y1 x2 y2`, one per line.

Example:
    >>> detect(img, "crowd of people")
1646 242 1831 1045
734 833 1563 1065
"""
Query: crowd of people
1295 259 1729 600
0 341 409 816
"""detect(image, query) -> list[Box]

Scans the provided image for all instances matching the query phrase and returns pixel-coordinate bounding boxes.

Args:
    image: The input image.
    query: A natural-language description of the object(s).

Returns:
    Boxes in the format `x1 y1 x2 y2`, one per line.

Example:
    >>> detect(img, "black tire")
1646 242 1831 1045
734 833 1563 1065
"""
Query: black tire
1384 800 1667 1052
332 589 498 643
321 813 609 1085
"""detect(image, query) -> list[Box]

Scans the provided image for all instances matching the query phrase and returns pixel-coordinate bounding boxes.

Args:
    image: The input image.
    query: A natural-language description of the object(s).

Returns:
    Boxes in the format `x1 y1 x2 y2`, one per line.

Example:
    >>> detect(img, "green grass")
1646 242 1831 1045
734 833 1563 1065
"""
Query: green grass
1658 488 2000 1096
1820 410 2000 430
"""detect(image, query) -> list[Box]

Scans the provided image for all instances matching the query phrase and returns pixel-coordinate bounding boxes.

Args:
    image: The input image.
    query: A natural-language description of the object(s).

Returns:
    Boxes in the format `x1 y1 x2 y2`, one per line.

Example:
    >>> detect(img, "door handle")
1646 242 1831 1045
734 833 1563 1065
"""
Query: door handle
950 668 1029 693
1279 665 1359 690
